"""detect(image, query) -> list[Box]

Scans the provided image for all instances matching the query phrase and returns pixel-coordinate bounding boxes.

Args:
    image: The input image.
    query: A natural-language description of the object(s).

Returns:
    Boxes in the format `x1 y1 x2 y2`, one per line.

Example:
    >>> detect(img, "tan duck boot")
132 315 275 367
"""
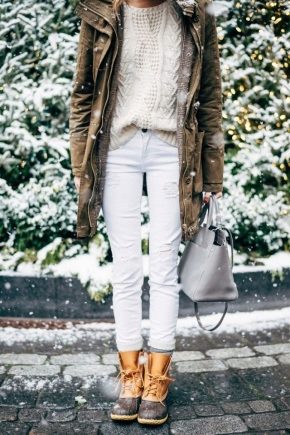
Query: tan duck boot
110 350 144 421
137 352 174 425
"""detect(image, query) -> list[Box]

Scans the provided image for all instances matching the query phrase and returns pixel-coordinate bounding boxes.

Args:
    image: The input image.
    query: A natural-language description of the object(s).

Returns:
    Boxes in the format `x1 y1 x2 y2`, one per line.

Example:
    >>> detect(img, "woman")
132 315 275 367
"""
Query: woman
69 0 224 426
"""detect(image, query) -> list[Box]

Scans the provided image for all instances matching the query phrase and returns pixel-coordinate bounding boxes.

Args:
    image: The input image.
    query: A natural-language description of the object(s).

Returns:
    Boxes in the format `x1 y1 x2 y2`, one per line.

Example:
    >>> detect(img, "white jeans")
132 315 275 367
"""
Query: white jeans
102 128 182 351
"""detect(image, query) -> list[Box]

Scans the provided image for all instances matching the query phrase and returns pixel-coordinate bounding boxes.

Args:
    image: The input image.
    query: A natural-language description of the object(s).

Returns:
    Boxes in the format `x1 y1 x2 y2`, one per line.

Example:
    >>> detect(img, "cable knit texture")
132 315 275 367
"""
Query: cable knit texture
109 0 182 150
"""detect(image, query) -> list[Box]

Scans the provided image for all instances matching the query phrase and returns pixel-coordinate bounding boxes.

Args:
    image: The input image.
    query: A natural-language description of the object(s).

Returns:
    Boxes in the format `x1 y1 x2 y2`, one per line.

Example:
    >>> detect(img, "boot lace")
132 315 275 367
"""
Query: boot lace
116 368 143 396
143 373 175 407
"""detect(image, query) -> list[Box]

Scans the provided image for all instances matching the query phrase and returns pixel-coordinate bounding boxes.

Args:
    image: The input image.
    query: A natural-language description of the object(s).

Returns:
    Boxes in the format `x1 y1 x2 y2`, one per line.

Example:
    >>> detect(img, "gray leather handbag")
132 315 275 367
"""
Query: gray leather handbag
177 194 238 331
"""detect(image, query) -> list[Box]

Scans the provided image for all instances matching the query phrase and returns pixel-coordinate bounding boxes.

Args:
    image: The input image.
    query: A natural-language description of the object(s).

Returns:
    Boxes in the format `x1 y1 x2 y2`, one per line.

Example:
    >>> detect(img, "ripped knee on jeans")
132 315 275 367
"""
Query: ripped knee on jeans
163 181 178 198
112 243 139 262
159 242 173 253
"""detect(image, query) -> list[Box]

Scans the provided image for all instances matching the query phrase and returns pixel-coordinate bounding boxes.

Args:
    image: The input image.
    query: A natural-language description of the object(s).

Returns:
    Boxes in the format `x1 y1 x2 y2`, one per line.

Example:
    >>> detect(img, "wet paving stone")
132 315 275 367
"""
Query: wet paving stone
102 353 118 365
0 354 47 365
252 431 289 435
280 396 290 410
46 409 76 422
273 397 290 411
77 408 107 422
8 365 60 377
221 401 251 414
241 366 290 398
170 414 247 434
194 404 224 417
206 346 255 359
200 370 260 402
167 404 196 421
254 343 290 355
248 399 276 413
278 354 290 365
79 378 117 409
0 406 18 421
99 421 170 434
168 372 214 405
0 422 31 434
49 353 100 365
0 377 39 407
18 408 44 422
29 422 100 434
37 378 82 409
172 350 205 362
225 355 278 370
63 364 116 377
243 411 290 430
176 359 227 373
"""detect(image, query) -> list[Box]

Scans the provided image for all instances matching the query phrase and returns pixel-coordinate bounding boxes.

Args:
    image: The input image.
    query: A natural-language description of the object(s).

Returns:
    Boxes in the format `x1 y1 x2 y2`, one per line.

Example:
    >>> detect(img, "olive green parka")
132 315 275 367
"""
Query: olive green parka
69 0 225 242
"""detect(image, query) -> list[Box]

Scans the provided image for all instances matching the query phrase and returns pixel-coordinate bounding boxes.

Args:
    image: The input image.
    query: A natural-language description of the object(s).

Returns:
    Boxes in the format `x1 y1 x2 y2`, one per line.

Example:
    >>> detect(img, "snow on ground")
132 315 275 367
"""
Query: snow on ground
174 306 290 336
0 307 289 346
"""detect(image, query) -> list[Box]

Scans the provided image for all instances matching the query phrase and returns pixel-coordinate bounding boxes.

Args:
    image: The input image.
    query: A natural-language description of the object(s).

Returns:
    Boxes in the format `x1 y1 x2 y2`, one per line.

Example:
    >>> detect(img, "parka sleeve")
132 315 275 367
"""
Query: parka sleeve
69 19 95 177
196 1 225 193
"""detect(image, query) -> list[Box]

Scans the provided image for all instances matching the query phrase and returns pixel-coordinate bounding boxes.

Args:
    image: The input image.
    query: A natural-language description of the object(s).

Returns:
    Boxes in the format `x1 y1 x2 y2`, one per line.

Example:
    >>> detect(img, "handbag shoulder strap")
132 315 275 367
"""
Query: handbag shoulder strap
194 302 228 332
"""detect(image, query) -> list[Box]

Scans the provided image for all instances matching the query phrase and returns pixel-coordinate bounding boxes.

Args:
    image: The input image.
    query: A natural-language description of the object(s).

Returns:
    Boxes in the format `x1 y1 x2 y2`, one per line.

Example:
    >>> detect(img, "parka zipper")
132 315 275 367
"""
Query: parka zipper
185 24 202 121
182 22 201 238
182 69 201 239
80 4 119 231
179 20 188 237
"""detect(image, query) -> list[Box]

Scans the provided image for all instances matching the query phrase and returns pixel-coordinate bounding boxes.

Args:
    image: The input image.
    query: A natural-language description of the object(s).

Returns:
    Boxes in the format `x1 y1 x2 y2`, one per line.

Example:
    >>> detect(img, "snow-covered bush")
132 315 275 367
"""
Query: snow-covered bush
0 0 78 250
216 0 290 255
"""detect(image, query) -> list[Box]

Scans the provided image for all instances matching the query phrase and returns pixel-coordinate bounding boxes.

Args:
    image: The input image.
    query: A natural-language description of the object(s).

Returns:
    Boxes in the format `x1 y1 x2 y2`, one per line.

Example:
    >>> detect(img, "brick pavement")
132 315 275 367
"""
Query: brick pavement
0 322 290 434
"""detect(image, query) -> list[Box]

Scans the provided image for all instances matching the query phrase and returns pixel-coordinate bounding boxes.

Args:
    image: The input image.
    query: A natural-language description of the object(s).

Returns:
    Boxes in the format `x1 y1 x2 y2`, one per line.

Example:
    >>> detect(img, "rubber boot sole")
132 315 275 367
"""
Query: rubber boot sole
137 414 168 425
111 413 138 421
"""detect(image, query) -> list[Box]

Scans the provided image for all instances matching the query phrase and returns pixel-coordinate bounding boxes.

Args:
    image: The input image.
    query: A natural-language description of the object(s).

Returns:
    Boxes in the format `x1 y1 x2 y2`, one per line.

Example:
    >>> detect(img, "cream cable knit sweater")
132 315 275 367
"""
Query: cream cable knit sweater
109 0 182 150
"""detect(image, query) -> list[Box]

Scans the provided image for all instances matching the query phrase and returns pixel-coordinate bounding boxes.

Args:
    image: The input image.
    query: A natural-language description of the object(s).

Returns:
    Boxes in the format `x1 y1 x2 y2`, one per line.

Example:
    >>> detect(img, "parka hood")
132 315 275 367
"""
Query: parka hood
75 0 201 22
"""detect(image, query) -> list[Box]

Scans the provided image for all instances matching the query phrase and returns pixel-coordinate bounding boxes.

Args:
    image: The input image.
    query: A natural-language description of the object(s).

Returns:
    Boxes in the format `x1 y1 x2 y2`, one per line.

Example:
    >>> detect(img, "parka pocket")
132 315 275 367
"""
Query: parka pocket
192 129 205 193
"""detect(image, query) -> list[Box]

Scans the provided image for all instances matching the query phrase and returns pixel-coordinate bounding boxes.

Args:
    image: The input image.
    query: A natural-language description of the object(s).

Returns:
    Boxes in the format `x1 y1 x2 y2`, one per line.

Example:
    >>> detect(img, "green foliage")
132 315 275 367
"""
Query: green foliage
270 268 285 283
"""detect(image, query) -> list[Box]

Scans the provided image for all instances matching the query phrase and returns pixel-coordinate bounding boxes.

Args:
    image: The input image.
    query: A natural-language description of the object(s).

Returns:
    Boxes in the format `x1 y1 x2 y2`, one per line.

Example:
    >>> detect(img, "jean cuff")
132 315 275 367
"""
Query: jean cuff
116 338 144 352
148 338 176 352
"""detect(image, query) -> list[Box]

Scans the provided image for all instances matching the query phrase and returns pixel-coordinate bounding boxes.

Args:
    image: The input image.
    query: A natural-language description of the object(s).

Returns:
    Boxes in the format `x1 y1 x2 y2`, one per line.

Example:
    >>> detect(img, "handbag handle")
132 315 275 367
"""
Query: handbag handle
221 226 234 268
210 196 234 267
212 193 222 226
194 195 234 332
199 194 221 228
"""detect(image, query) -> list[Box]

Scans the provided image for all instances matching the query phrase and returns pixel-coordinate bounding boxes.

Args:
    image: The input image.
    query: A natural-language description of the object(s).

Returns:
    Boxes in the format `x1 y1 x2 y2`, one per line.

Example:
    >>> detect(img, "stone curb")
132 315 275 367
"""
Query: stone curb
0 267 290 319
